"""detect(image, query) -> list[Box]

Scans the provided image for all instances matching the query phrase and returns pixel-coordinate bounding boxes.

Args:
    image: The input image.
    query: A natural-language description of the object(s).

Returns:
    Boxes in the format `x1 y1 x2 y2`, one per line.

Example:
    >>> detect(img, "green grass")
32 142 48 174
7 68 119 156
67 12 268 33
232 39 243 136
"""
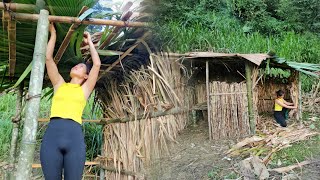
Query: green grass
0 93 16 160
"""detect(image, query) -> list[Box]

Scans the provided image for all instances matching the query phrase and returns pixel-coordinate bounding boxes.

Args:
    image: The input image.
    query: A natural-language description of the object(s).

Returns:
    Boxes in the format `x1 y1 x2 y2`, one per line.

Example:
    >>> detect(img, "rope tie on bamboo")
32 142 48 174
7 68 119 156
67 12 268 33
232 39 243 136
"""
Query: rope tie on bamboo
26 94 41 101
2 1 14 20
22 140 36 145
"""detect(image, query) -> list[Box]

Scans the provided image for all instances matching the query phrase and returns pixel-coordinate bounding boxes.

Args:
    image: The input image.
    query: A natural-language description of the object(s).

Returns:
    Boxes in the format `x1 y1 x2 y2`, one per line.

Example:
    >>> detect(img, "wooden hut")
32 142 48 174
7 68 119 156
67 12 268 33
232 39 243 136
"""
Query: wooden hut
168 52 315 140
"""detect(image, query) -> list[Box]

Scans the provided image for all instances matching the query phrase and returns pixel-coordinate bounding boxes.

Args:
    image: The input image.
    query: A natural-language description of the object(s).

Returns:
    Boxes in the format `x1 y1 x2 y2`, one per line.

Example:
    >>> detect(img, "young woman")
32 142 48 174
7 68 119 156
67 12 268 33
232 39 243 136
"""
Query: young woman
274 90 297 127
40 23 101 180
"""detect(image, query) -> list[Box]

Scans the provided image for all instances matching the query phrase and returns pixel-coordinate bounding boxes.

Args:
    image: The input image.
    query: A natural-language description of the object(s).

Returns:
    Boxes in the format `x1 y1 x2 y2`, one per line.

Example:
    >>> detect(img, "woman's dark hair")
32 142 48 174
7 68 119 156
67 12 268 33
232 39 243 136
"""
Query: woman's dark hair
85 63 92 75
276 90 284 97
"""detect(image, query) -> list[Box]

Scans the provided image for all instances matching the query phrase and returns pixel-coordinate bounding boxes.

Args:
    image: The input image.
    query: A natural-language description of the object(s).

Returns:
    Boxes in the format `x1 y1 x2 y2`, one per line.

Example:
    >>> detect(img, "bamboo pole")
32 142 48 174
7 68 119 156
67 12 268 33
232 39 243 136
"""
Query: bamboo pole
206 61 212 140
7 83 23 180
245 62 255 134
8 18 17 77
298 72 302 120
15 9 49 179
32 161 100 168
37 108 188 124
0 3 39 12
2 12 147 27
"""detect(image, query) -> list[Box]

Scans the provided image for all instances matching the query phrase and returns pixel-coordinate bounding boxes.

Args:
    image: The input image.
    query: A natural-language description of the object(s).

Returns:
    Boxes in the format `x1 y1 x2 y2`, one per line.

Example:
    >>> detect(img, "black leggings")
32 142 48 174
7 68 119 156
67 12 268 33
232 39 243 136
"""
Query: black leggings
274 108 288 127
40 118 86 180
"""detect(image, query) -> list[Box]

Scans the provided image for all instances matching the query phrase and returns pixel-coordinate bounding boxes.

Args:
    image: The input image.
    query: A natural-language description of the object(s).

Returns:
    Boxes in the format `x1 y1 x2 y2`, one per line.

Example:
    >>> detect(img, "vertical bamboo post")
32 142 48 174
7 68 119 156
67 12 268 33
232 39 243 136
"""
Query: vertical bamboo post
15 9 49 179
298 72 302 120
100 129 105 180
7 83 24 180
206 61 212 140
245 62 255 134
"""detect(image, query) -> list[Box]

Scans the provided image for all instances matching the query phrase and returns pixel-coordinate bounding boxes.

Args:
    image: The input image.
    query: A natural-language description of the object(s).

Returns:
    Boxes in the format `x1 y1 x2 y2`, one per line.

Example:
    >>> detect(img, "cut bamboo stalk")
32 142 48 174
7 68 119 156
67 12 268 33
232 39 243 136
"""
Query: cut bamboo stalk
53 6 88 64
3 12 147 27
16 9 49 179
245 62 255 134
8 17 17 77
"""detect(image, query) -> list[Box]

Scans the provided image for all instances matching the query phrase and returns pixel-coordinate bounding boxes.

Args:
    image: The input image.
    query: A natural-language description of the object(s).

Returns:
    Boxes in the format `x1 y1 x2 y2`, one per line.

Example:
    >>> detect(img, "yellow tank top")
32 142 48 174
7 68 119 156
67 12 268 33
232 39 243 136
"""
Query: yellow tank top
274 98 284 111
50 83 86 124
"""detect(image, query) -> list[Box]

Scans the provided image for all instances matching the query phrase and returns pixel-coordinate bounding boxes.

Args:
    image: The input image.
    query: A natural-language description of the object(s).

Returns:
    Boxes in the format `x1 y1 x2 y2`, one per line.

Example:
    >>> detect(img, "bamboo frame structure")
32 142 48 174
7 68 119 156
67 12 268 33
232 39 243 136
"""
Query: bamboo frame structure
15 9 49 179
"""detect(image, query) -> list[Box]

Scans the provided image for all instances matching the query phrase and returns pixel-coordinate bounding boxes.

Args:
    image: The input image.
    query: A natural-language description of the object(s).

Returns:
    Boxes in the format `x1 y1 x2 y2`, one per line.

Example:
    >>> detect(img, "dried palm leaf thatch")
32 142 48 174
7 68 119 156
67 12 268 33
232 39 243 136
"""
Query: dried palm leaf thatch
227 119 319 165
100 53 189 179
209 81 250 140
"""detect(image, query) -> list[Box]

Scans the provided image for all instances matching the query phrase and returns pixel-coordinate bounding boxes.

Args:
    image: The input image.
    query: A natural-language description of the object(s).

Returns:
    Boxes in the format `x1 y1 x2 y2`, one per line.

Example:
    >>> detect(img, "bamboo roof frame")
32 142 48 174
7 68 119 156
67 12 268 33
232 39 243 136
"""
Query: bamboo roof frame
0 2 147 77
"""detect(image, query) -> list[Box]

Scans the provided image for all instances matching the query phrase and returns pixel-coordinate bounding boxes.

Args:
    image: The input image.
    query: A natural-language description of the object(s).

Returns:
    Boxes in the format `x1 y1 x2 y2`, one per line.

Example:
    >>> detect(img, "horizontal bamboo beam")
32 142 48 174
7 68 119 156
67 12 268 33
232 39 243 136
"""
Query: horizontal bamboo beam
100 165 137 177
3 12 147 27
38 118 103 123
38 107 188 125
0 3 38 12
32 161 99 168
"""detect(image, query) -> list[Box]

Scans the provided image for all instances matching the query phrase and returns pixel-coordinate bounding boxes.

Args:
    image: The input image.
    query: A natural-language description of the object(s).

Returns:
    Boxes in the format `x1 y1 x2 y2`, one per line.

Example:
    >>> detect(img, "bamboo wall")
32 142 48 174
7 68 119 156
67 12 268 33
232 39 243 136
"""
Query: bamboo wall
208 81 250 139
256 81 291 113
99 54 188 179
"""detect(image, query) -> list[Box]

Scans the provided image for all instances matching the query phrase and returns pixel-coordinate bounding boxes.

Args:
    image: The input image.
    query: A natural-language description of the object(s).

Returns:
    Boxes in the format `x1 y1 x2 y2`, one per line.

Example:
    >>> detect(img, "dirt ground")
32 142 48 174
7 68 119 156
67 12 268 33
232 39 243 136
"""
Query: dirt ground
145 120 240 180
145 116 320 180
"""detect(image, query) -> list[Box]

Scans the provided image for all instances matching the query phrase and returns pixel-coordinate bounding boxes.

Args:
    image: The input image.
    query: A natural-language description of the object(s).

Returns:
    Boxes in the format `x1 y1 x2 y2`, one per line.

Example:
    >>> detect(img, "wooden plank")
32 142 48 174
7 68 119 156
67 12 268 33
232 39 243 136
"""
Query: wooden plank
54 6 89 64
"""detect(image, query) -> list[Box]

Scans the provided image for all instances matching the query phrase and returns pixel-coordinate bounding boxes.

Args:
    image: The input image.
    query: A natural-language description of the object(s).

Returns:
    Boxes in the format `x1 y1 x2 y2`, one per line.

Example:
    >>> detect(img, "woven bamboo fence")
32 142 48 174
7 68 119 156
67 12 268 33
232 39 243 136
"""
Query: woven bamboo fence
99 54 188 179
209 81 250 139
